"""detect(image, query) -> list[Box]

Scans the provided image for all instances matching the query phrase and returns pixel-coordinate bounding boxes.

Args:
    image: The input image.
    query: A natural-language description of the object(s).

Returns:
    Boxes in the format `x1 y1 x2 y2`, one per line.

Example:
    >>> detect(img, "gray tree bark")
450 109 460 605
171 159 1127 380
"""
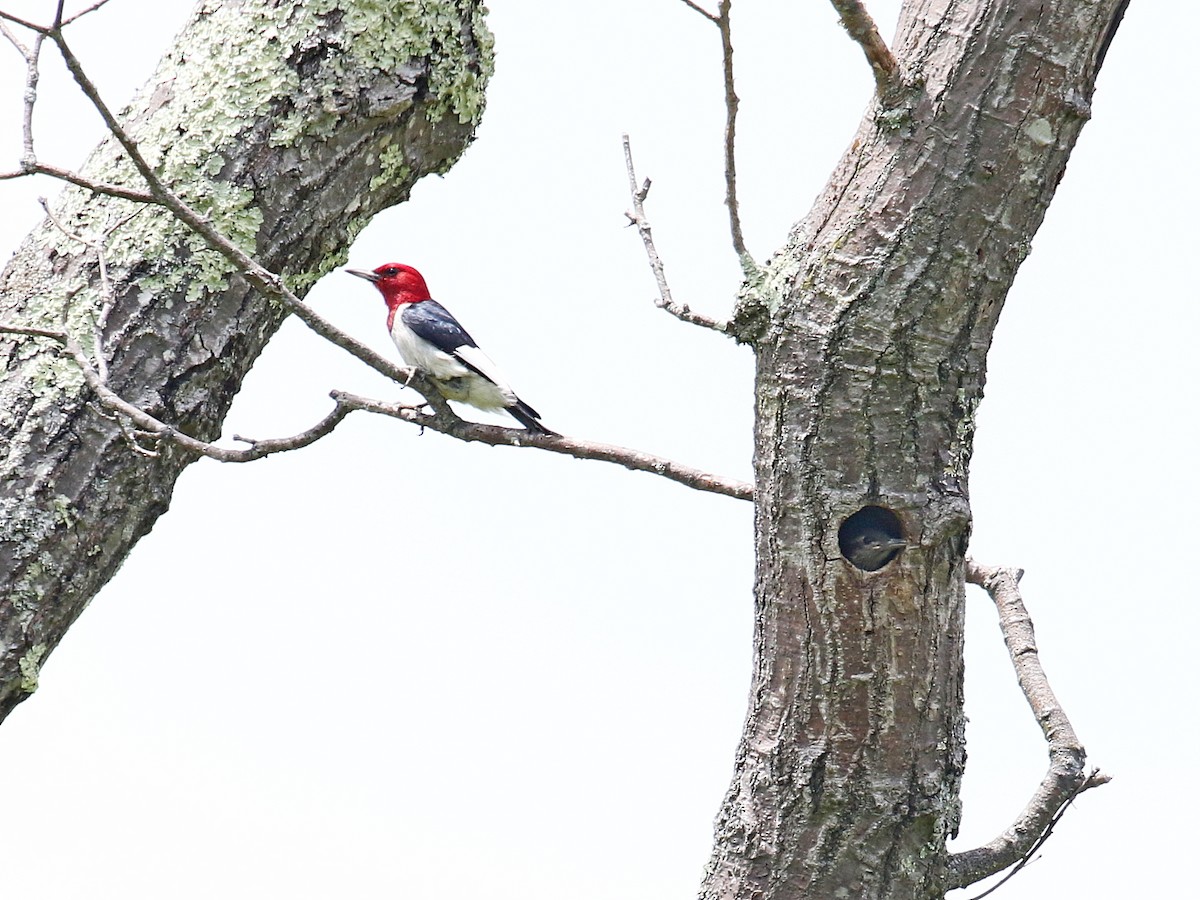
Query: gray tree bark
0 0 492 720
700 1 1126 897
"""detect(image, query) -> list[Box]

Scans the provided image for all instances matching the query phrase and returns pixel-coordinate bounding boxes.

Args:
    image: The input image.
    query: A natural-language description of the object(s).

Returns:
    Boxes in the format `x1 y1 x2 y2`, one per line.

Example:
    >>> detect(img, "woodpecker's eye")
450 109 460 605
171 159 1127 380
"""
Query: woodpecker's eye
382 267 400 277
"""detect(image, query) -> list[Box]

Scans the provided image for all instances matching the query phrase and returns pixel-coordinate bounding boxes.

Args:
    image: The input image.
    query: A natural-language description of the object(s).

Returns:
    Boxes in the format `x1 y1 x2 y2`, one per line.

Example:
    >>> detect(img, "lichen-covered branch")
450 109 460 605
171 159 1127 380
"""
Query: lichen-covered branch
947 562 1111 890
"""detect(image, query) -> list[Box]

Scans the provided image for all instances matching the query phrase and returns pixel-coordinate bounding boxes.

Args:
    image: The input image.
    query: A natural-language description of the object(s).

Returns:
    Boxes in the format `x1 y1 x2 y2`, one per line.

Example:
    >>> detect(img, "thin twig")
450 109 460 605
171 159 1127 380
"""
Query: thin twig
946 561 1111 890
677 0 719 24
37 194 121 382
669 1 754 274
962 769 1105 900
715 0 753 275
622 134 728 333
828 0 901 95
0 20 30 55
0 163 160 203
0 10 44 33
0 324 63 341
62 0 117 28
0 18 46 168
93 206 143 336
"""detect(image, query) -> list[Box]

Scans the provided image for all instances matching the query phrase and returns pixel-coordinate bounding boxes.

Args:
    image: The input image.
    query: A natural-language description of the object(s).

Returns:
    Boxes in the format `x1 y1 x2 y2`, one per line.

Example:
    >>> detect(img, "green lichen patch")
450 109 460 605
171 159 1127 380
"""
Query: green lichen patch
18 643 47 694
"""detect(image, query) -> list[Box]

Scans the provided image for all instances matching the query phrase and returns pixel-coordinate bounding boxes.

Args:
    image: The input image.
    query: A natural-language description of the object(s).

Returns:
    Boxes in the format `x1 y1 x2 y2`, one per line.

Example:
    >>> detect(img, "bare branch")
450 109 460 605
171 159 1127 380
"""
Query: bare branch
668 1 754 273
329 391 754 502
677 0 719 24
622 134 728 333
961 769 1107 900
0 17 46 168
61 0 117 28
35 194 128 382
947 561 1112 890
0 323 65 341
0 162 160 203
0 20 31 55
0 10 45 33
828 0 901 95
715 0 753 274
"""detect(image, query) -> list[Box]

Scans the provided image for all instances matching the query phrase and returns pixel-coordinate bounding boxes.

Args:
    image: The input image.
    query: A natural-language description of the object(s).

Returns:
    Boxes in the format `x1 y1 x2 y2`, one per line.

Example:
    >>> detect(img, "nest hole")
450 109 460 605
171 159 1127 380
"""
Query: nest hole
838 505 907 572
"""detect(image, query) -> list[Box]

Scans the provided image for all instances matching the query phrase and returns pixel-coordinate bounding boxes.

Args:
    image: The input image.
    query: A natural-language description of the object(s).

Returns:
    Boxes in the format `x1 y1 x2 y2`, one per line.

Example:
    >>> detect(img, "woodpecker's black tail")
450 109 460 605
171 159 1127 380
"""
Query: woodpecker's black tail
508 399 557 436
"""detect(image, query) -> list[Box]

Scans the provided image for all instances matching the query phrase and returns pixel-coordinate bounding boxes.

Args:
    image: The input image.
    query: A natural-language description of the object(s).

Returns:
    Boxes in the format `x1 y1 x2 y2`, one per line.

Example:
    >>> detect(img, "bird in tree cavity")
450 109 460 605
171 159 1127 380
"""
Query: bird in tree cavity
838 506 909 571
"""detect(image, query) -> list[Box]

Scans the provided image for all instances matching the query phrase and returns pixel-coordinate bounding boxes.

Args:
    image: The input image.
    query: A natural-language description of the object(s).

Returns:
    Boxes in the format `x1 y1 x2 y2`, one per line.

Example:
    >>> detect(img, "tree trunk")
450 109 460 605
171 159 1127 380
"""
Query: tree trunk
0 0 491 721
701 1 1126 897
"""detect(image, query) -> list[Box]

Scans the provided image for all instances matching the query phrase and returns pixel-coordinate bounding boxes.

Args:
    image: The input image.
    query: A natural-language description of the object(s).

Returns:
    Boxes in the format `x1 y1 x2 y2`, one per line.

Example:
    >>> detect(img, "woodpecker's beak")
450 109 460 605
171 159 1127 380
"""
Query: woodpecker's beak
345 268 380 283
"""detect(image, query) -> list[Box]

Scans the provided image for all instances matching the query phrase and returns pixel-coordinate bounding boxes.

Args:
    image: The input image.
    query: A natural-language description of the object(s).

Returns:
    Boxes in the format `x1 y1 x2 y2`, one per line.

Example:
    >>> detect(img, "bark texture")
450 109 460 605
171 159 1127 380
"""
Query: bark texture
702 1 1126 897
0 0 492 721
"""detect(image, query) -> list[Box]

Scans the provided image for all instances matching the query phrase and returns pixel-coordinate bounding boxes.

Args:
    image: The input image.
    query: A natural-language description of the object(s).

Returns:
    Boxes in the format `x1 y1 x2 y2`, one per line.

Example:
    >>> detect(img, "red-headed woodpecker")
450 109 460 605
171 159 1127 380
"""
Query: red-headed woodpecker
346 263 554 435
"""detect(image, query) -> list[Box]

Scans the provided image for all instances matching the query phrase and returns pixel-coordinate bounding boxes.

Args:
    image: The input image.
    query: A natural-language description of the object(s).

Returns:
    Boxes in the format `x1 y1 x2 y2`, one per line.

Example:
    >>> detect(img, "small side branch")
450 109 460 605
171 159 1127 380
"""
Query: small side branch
0 10 43 33
622 135 728 333
36 193 134 383
61 0 116 28
0 162 161 204
947 561 1111 891
0 17 47 169
673 1 755 275
828 0 901 96
676 1 719 24
715 0 752 274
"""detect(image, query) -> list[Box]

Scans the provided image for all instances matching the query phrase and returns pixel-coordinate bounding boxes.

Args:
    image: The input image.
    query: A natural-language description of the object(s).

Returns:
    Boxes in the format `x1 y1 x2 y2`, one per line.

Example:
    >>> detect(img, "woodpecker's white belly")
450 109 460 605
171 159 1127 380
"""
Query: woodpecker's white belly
390 319 518 411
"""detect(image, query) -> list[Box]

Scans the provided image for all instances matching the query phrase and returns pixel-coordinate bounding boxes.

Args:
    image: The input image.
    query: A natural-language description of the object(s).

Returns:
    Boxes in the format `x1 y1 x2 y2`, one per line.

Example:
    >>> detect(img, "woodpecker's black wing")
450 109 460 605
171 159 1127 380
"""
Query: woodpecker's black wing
400 300 479 354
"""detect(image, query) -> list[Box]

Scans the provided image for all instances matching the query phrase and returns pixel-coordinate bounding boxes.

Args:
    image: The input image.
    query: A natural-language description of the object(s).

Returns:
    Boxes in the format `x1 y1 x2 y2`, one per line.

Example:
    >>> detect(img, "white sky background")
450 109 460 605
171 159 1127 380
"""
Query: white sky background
0 0 1196 897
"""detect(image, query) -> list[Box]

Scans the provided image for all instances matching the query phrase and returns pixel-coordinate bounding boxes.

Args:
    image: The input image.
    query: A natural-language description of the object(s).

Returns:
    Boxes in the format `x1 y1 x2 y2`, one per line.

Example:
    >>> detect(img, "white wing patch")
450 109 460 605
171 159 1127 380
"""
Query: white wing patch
453 345 516 395
390 315 518 411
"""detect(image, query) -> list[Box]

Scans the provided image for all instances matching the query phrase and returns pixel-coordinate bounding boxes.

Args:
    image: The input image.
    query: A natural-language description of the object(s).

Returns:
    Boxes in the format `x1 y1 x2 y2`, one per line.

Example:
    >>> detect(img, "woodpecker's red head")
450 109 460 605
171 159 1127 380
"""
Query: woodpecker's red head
346 263 431 310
